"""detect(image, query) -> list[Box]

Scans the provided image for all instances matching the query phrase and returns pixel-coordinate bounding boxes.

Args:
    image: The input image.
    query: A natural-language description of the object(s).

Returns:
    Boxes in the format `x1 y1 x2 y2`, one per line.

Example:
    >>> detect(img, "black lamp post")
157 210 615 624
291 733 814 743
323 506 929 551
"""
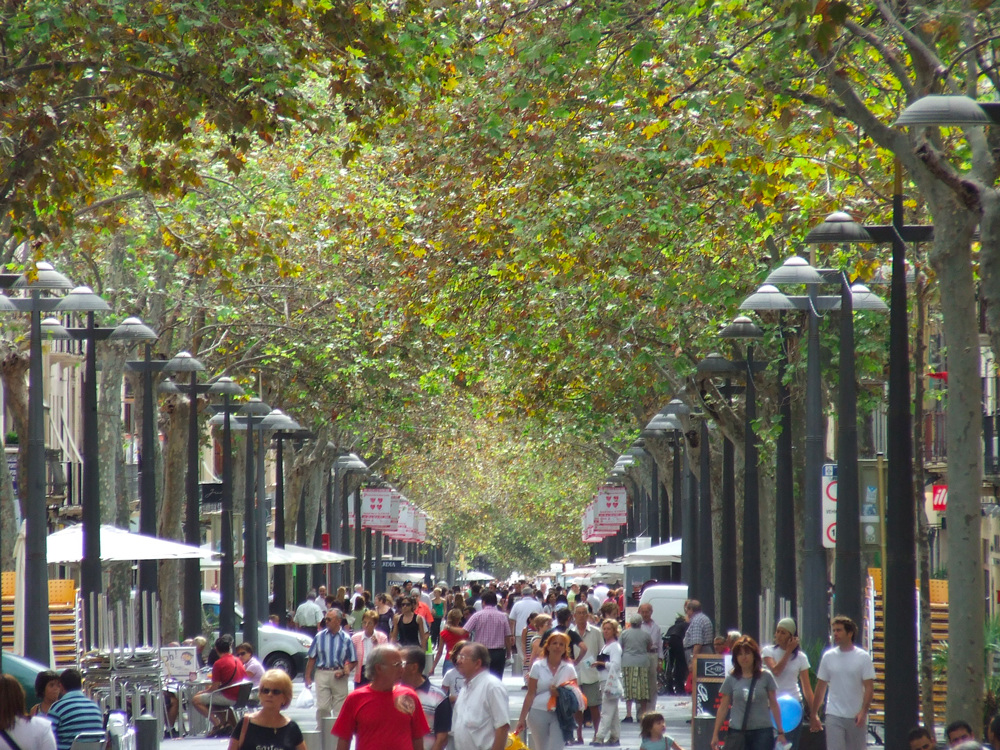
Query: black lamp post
720 315 765 641
164 351 209 640
270 427 311 619
234 396 271 651
206 377 246 639
660 400 692 588
124 331 177 639
741 255 886 645
259 409 302 621
61 293 157 648
697 352 741 632
334 452 368 586
739 284 800 624
5 262 74 666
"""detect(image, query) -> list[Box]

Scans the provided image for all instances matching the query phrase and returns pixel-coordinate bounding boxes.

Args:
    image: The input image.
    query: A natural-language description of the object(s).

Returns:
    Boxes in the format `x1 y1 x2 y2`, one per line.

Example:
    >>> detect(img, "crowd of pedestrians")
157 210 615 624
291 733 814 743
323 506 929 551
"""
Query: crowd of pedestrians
0 668 103 750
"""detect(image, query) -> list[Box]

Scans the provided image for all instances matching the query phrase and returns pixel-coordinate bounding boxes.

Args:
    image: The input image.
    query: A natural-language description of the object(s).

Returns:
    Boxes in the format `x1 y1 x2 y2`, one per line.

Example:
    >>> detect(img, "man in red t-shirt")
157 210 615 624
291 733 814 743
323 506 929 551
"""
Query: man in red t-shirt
193 635 247 730
332 644 429 750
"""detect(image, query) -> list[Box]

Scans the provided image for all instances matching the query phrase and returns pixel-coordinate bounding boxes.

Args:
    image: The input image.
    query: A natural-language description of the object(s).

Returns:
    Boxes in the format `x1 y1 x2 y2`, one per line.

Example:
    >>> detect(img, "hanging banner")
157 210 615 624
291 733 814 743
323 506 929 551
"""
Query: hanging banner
392 501 417 542
596 486 627 525
415 512 427 543
361 488 398 530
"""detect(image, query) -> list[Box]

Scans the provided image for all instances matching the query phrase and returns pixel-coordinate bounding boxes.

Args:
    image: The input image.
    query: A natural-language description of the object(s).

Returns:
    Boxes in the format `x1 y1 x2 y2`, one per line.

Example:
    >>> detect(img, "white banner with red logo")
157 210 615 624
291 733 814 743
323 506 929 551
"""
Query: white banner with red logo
596 486 627 525
361 488 398 530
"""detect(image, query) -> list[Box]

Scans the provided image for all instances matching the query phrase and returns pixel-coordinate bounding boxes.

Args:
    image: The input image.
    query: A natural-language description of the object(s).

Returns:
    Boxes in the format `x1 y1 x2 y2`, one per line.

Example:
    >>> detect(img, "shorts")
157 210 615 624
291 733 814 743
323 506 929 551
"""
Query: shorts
580 681 602 708
194 692 236 707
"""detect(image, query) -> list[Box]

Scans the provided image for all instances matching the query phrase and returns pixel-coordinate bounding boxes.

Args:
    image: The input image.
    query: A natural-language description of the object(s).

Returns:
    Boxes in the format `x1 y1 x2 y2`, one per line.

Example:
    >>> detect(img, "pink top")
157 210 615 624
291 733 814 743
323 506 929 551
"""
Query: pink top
350 629 388 682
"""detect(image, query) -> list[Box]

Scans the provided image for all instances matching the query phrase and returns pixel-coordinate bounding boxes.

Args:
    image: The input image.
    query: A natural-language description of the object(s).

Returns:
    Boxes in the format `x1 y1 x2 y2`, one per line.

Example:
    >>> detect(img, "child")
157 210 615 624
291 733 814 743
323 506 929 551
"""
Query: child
640 713 685 750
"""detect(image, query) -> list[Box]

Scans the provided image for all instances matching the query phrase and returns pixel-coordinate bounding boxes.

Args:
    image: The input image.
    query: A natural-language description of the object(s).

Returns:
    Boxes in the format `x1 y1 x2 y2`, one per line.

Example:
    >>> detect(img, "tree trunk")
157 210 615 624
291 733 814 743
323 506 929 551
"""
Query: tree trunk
913 271 935 732
0 343 29 521
0 426 16 572
928 202 984 733
98 344 132 607
158 396 189 644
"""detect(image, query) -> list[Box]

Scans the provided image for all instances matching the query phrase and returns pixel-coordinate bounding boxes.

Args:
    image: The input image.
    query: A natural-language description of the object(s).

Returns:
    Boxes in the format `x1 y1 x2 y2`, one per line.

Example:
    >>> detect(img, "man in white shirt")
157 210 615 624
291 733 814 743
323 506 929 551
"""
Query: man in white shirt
452 643 509 750
570 603 606 744
316 586 328 613
508 587 543 679
810 615 876 750
349 584 365 610
294 591 324 631
637 603 663 712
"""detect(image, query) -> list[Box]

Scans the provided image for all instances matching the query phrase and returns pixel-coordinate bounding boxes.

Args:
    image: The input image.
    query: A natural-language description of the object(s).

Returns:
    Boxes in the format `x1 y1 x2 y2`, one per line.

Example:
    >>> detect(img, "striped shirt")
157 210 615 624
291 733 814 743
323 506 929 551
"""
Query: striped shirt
415 678 452 750
307 627 357 669
463 606 511 649
47 690 104 750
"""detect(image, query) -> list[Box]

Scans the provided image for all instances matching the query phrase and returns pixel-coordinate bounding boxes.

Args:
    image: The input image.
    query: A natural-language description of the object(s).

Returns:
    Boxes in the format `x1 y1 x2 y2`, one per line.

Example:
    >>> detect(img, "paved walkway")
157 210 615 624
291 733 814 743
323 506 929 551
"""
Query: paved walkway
163 671 695 749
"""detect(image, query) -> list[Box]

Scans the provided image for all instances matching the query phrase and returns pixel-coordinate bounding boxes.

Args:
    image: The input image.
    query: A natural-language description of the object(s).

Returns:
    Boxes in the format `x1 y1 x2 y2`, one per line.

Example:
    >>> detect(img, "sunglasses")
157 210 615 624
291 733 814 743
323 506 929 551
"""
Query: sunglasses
259 687 284 696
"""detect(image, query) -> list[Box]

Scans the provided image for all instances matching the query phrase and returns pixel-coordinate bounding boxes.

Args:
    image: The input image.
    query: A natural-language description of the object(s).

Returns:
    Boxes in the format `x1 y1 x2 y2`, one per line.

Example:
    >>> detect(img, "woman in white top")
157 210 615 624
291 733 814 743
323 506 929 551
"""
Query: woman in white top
0 674 57 750
760 618 813 750
516 632 578 750
592 619 624 747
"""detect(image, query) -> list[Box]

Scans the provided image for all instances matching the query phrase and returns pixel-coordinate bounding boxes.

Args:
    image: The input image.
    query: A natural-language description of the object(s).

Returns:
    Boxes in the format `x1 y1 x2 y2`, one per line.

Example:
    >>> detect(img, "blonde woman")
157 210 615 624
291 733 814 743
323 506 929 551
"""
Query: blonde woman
228 669 305 749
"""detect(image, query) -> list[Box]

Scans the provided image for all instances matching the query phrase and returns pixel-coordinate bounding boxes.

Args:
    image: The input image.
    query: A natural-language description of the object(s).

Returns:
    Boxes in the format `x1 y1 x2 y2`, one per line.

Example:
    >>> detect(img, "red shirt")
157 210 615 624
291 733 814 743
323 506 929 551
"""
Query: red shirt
211 652 246 701
332 684 430 750
440 627 468 659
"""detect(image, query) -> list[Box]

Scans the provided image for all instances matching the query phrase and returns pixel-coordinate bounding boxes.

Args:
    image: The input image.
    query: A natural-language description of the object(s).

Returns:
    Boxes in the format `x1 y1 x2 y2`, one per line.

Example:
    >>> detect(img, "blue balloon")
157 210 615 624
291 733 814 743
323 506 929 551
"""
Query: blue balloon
772 693 803 731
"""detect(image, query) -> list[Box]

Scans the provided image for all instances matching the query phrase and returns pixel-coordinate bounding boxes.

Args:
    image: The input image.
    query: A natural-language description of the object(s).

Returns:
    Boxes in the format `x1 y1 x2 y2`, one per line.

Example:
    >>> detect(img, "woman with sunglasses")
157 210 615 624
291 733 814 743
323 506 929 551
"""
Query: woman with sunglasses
391 597 429 650
228 669 305 750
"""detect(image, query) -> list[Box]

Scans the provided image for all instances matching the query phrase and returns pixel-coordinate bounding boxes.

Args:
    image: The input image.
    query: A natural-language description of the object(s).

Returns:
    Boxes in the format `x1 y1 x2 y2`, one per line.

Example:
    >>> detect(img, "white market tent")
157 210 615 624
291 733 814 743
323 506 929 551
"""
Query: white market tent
46 524 217 564
200 543 353 568
621 538 682 567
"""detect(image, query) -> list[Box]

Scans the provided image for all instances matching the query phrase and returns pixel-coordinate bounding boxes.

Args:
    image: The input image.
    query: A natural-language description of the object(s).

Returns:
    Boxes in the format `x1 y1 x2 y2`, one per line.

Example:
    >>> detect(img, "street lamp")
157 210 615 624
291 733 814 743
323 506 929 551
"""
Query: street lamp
58 289 157 647
235 396 271 651
164 351 208 640
122 324 178 638
697 352 741 632
259 409 301 620
720 315 764 640
334 452 368 586
744 253 887 645
4 261 73 666
661 400 694 588
206 377 246 638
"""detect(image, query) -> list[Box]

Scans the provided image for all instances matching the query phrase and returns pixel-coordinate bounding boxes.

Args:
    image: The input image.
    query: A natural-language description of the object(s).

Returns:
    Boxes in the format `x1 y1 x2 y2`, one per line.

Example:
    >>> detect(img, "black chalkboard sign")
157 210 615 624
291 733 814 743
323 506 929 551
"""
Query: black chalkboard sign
692 655 728 750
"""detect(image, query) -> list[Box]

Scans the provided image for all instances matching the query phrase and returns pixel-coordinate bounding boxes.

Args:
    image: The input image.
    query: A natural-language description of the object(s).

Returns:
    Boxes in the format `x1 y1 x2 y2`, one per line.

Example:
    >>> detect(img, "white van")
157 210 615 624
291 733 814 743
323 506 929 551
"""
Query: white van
201 591 313 678
638 584 689 631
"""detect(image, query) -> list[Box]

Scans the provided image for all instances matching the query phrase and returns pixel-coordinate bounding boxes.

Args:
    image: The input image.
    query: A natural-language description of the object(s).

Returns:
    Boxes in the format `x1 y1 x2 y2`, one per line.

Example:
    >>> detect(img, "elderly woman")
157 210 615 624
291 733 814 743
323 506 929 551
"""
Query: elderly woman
620 613 653 722
350 610 389 689
228 669 305 750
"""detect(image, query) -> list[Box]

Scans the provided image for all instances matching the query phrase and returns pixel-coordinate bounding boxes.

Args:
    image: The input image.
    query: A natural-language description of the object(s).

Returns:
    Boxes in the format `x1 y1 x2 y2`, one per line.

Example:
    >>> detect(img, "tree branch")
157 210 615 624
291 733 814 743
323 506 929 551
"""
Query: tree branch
843 18 916 100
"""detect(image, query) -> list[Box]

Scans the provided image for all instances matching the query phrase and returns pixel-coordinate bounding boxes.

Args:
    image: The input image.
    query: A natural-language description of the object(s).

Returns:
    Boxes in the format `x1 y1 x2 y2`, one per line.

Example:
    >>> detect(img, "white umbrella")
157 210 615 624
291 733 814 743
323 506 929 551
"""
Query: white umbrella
621 538 682 567
46 524 218 564
200 542 353 568
460 570 495 582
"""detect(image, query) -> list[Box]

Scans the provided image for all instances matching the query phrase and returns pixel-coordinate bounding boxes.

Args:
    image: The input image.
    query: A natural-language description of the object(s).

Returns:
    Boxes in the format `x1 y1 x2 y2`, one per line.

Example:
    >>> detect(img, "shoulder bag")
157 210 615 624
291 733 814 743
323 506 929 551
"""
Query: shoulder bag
723 674 759 750
235 715 250 749
0 729 23 750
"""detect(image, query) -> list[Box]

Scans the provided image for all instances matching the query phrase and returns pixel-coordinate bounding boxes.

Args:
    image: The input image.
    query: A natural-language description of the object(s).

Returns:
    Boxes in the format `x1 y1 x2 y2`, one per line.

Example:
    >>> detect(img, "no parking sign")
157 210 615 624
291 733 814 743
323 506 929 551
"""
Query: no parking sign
822 464 837 549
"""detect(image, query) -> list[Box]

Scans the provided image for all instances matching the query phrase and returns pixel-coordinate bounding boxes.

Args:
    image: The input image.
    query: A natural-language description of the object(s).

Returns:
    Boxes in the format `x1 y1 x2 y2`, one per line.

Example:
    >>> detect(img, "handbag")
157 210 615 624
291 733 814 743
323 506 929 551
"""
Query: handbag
235 716 250 749
723 674 760 750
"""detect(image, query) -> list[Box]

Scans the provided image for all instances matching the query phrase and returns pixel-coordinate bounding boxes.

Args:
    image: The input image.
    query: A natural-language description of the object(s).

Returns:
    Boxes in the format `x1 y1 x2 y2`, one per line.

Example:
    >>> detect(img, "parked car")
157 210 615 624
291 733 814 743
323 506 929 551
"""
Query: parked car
638 584 689 631
1 651 49 709
200 591 312 678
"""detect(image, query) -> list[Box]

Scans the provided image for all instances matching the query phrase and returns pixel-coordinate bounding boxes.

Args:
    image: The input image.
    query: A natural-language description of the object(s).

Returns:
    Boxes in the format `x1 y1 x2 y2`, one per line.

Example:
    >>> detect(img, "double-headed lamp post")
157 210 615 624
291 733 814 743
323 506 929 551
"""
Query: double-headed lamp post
741 252 886 645
164 351 209 640
5 262 77 666
206 377 246 639
697 352 741 632
258 409 301 621
719 316 764 640
58 292 158 647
